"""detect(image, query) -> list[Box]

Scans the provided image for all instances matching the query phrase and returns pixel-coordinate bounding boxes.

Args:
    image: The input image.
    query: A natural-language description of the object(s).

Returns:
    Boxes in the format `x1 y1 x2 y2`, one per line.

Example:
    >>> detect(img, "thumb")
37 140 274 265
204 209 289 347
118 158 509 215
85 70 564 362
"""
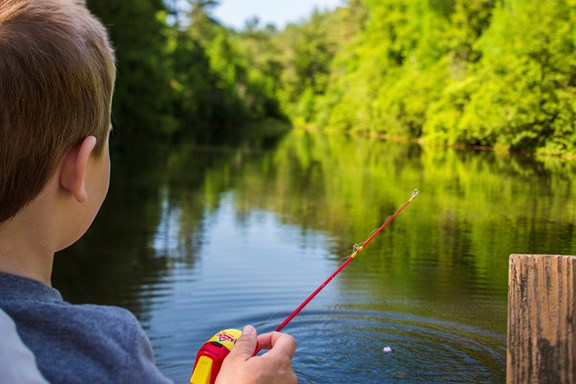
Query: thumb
229 325 257 360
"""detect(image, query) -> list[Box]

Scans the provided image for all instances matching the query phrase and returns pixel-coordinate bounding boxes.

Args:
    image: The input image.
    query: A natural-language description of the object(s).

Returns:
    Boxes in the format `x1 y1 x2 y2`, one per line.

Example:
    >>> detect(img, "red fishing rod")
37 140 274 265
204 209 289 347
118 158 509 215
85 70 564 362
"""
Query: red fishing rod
274 188 420 333
190 189 420 384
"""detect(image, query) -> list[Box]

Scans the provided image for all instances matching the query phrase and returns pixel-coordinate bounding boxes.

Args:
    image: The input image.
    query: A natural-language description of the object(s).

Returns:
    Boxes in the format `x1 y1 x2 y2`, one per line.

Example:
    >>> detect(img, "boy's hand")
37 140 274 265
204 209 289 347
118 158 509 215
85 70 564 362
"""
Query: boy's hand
215 325 297 384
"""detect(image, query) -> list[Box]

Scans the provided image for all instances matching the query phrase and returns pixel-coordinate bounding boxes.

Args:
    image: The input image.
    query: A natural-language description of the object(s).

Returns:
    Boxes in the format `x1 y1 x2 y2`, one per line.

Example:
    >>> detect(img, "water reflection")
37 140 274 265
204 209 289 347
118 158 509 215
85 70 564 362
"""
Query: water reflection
53 130 576 383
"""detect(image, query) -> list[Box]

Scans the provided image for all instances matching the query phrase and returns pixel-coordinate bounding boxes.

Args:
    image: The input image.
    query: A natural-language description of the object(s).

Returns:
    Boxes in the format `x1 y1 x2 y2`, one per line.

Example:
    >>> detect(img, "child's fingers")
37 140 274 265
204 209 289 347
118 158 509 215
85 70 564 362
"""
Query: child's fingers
229 325 258 360
257 332 296 359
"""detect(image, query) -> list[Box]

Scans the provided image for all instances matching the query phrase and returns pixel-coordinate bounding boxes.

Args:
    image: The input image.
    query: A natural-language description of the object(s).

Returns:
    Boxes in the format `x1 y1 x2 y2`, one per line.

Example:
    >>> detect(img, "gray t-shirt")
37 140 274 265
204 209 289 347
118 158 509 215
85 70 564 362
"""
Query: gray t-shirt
0 271 173 384
0 307 48 383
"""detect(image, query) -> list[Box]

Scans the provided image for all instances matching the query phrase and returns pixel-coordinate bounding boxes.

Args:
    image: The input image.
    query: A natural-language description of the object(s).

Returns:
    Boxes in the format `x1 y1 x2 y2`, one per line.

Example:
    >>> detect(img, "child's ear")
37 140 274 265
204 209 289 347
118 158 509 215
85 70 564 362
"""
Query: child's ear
59 136 97 203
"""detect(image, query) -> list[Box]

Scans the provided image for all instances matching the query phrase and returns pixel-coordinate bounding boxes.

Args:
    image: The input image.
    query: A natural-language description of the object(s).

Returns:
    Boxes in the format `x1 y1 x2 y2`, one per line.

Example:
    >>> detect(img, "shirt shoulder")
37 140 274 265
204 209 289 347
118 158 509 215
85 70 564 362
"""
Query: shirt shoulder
0 272 172 384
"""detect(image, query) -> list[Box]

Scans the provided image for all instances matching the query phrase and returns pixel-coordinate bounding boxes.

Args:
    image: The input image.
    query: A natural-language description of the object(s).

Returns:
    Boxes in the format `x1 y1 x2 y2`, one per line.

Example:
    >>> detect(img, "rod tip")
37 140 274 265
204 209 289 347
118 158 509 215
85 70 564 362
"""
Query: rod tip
411 189 420 199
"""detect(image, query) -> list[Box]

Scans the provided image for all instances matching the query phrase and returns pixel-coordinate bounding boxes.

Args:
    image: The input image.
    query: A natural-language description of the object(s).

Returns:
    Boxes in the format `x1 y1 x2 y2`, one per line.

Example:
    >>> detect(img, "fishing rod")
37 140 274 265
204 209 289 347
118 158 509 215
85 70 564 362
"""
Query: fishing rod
190 189 420 384
273 188 420 333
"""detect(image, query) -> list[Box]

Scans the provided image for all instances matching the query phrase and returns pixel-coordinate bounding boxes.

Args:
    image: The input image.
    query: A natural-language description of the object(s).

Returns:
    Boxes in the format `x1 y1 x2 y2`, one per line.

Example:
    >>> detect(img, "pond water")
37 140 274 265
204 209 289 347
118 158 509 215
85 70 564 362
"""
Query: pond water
54 130 576 383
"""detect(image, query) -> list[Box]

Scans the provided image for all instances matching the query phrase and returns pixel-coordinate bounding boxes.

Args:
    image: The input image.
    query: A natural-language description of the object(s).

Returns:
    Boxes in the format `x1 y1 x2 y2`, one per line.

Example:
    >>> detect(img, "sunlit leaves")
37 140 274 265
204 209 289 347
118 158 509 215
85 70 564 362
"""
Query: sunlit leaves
274 0 576 155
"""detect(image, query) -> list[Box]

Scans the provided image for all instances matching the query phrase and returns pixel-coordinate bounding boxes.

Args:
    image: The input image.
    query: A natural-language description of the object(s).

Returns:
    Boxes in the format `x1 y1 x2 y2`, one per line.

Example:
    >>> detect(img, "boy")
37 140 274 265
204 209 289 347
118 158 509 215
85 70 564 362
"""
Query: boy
0 0 297 383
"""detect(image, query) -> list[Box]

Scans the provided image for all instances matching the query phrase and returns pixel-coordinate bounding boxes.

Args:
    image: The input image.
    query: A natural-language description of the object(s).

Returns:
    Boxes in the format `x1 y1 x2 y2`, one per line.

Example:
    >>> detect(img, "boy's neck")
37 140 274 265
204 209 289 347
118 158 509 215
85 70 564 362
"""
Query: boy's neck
0 204 57 286
0 228 55 286
0 253 53 286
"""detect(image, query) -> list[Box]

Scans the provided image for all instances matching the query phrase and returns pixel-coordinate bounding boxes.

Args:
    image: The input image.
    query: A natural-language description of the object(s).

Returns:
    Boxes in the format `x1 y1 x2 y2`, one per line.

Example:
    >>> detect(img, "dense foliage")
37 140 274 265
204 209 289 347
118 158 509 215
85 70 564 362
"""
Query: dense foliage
270 0 576 155
86 0 576 154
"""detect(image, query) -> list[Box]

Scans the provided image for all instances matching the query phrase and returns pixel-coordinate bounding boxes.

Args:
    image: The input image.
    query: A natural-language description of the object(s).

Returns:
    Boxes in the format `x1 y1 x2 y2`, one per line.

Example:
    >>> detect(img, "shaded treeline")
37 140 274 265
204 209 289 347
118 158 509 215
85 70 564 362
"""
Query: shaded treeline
86 0 287 145
87 0 576 154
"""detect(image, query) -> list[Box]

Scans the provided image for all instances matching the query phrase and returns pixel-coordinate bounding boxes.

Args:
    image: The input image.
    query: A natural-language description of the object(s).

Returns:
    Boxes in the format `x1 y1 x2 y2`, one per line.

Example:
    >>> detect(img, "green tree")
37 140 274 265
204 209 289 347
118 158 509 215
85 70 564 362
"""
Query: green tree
86 0 176 142
460 0 576 153
423 0 576 154
236 18 286 120
275 9 340 125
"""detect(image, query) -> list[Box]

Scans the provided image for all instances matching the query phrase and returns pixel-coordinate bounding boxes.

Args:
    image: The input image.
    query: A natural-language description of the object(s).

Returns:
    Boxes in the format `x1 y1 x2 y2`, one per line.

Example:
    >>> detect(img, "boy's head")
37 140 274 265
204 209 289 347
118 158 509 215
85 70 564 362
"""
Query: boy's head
0 0 116 223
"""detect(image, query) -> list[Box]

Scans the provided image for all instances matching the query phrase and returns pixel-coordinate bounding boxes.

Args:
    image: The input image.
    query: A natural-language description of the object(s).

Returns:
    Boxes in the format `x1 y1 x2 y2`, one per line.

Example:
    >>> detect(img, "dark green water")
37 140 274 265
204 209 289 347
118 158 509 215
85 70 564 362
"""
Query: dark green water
54 130 576 383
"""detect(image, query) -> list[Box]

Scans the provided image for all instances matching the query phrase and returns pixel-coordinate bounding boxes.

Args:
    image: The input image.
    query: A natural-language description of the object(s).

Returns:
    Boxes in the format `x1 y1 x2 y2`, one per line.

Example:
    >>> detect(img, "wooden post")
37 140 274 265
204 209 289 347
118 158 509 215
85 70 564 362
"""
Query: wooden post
507 254 576 383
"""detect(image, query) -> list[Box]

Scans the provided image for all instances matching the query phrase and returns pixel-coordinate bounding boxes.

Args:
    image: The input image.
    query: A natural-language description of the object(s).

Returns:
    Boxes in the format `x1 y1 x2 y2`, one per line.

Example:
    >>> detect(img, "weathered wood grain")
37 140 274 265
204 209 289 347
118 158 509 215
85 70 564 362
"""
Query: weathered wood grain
507 254 576 384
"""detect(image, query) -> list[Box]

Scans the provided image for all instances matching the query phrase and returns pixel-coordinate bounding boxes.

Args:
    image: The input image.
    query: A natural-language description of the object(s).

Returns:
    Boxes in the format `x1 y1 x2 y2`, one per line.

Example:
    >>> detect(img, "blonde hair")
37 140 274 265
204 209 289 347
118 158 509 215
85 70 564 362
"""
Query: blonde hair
0 0 116 222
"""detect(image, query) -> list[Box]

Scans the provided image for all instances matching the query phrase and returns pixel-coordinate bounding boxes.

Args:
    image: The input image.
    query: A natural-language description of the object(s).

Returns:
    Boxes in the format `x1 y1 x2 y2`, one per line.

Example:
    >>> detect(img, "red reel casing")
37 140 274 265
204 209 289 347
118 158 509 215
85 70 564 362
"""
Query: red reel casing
190 329 241 384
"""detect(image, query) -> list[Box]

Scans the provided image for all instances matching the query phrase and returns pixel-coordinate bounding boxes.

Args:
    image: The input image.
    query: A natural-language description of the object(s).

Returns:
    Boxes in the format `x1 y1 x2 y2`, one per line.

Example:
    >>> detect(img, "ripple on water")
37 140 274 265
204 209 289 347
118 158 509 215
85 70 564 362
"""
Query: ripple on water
252 309 506 384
